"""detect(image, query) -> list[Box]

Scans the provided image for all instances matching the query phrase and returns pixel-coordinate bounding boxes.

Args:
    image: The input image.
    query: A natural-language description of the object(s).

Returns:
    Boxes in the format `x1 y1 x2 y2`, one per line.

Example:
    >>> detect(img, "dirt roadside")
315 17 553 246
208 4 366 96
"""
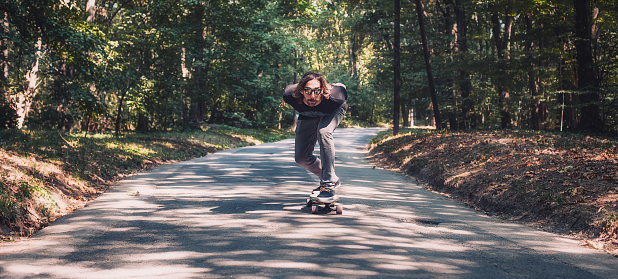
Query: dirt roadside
368 129 618 256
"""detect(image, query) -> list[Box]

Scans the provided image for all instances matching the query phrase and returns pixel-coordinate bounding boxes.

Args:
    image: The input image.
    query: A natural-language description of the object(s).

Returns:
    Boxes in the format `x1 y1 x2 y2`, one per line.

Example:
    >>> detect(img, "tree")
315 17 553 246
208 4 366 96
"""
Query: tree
0 0 616 133
490 2 513 129
453 0 475 129
415 0 441 130
393 0 401 135
573 0 603 132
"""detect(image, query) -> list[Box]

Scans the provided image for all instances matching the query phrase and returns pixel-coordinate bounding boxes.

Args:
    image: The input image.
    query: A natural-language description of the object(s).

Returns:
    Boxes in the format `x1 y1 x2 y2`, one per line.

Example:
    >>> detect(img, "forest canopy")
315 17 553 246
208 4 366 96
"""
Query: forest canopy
1 0 616 134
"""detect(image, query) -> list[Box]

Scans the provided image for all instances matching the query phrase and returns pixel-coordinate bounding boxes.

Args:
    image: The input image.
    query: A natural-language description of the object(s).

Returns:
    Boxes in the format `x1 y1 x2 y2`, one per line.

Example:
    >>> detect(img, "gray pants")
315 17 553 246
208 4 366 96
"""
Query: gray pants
294 107 346 186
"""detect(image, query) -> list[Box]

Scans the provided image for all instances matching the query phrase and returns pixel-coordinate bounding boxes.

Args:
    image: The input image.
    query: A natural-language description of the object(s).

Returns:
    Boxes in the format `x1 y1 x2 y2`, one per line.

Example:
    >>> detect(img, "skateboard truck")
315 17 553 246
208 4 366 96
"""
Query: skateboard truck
306 198 342 214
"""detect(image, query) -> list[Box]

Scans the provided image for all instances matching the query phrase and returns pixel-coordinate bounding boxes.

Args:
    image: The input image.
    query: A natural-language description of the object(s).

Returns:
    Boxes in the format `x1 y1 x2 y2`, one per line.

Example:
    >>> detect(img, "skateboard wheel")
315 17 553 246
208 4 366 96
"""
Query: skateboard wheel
306 199 313 207
335 205 343 215
311 205 318 214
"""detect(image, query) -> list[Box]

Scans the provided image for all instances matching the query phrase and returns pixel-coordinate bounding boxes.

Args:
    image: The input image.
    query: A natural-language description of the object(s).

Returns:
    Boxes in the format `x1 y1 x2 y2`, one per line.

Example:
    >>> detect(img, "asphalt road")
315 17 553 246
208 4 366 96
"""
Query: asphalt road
1 127 617 278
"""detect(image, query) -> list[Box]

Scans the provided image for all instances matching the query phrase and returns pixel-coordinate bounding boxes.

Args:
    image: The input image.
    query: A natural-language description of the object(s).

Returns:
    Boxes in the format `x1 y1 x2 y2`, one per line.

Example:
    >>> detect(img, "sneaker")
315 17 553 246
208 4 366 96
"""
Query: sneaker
311 180 340 196
316 187 338 203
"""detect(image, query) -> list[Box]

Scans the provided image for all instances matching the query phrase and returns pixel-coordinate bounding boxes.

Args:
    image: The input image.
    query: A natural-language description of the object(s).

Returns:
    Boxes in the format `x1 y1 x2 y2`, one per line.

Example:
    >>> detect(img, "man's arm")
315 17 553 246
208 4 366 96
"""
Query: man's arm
329 84 347 102
283 84 298 97
331 82 346 89
283 84 299 107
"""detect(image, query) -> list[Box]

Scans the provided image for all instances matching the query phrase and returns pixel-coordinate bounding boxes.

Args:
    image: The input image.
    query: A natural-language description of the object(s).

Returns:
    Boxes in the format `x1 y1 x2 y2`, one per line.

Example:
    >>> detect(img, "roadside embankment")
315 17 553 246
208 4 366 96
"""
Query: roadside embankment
368 129 618 255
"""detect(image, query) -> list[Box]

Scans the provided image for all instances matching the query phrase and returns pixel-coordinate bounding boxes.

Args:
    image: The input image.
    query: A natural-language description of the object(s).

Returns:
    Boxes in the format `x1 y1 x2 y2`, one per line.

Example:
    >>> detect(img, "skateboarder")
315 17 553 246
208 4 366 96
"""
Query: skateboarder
283 72 347 203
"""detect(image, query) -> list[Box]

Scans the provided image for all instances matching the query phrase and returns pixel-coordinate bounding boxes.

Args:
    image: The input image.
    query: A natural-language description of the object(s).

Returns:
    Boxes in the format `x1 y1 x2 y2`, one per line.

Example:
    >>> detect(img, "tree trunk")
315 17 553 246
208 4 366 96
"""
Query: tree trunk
438 0 459 130
349 34 362 80
525 15 547 130
16 37 43 129
1 13 8 81
573 0 603 131
492 12 512 129
559 57 576 131
401 102 409 128
136 113 149 132
526 15 539 129
186 3 211 130
454 0 474 129
86 0 96 22
415 0 441 129
393 0 401 135
114 89 127 137
83 0 98 134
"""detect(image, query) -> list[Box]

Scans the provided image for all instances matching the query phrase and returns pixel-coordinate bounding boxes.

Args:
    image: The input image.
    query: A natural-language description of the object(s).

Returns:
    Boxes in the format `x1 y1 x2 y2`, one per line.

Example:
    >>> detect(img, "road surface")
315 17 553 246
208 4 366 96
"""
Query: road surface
1 127 617 278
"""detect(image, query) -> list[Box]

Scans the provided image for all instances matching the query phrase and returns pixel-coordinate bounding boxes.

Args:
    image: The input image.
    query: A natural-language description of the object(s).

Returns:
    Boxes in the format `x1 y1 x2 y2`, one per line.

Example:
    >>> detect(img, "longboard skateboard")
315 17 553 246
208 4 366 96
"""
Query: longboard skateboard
306 197 342 214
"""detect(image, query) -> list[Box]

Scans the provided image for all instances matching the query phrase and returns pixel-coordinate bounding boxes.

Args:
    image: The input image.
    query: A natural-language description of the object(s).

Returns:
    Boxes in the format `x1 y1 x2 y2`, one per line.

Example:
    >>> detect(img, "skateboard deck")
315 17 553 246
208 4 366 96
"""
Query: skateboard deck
306 197 342 214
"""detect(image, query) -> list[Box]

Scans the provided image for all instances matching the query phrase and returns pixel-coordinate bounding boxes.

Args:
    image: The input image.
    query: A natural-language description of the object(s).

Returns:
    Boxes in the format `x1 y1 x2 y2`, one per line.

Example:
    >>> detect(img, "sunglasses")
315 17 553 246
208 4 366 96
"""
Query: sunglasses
301 88 323 95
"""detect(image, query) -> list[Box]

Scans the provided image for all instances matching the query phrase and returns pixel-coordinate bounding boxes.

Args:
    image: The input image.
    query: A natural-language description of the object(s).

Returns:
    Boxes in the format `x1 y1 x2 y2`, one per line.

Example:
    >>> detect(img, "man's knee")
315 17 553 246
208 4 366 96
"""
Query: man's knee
295 154 311 166
295 155 304 165
318 128 333 139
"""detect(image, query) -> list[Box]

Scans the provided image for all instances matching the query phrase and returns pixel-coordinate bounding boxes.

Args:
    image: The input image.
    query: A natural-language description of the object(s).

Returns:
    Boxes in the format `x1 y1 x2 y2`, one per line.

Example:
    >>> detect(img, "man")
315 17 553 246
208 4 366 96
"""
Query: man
283 72 347 202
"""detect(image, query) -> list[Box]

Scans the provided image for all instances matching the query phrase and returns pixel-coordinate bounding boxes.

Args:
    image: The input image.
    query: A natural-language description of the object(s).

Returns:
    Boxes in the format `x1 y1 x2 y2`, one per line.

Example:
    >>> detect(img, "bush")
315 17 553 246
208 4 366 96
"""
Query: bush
0 97 17 129
223 111 254 128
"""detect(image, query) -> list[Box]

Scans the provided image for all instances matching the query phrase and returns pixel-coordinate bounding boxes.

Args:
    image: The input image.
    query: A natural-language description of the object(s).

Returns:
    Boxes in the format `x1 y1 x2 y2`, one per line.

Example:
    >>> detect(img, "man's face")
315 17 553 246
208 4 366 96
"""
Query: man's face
302 79 322 107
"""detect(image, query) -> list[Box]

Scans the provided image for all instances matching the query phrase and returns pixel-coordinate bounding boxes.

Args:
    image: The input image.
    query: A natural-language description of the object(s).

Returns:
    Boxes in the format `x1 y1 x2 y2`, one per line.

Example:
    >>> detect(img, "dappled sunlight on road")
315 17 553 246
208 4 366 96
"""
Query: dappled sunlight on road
1 128 617 278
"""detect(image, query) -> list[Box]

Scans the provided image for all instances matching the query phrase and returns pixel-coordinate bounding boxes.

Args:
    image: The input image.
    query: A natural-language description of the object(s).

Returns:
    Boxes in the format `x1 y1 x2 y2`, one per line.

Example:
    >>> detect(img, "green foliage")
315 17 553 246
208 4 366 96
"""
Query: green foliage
0 179 18 224
1 0 616 133
0 174 45 228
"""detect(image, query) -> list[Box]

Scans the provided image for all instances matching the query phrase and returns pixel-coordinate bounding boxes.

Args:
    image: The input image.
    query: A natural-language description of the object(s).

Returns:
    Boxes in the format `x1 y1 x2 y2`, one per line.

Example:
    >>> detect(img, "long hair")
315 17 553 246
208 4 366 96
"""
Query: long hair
292 72 331 100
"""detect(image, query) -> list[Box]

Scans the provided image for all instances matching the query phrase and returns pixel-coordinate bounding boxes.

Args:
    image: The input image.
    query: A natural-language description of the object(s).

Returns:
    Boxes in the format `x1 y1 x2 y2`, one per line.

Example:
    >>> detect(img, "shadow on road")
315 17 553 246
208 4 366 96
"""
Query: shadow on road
1 128 617 278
